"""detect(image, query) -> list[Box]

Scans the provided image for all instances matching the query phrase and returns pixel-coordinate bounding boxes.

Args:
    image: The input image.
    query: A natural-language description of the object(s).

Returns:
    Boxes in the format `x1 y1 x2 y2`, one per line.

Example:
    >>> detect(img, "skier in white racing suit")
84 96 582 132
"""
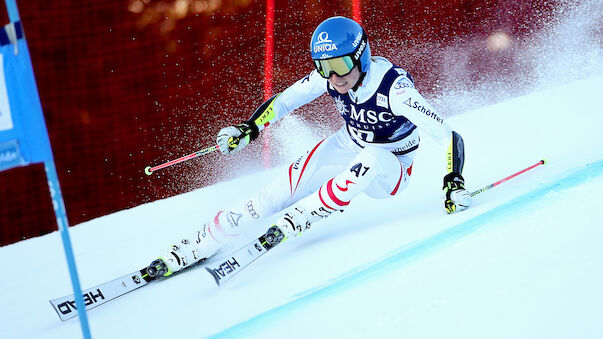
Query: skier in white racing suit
156 16 472 276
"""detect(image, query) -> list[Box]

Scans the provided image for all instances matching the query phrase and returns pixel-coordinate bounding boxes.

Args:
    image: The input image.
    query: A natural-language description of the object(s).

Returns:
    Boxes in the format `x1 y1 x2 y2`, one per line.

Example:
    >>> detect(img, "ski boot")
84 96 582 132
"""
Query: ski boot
275 198 340 238
158 236 220 277
153 211 244 276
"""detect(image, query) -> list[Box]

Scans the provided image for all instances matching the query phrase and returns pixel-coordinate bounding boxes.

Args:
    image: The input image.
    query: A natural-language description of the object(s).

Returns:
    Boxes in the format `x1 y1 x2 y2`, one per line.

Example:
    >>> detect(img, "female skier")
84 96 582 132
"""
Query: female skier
156 16 471 276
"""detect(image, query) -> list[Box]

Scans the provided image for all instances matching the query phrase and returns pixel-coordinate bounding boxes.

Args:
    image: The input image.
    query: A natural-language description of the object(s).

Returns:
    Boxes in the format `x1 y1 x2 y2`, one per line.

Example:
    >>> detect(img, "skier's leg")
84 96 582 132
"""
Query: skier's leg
158 210 241 275
275 145 415 237
222 129 357 228
158 131 354 274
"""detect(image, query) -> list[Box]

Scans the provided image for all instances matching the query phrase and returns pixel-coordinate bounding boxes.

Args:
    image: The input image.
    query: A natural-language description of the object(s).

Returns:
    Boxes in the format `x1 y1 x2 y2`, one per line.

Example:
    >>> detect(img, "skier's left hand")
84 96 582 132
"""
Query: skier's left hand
443 173 472 214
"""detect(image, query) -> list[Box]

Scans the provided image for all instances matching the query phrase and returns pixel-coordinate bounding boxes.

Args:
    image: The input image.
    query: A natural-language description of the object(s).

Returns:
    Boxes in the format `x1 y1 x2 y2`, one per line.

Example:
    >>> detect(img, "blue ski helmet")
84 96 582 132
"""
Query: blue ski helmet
310 16 371 78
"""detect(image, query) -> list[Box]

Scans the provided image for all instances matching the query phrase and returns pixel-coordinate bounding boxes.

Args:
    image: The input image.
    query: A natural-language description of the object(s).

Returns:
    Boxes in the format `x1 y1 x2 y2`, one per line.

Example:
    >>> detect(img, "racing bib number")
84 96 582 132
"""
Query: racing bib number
348 126 375 142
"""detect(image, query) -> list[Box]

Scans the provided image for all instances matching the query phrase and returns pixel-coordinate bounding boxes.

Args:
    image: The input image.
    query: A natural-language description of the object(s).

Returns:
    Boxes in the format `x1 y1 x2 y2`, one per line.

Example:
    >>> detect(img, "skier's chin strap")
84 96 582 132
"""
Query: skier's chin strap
351 71 367 92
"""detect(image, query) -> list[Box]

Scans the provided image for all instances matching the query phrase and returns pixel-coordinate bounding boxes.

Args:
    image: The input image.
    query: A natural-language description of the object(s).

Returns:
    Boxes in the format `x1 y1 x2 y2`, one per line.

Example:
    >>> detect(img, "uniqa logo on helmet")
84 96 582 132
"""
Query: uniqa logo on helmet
313 31 338 53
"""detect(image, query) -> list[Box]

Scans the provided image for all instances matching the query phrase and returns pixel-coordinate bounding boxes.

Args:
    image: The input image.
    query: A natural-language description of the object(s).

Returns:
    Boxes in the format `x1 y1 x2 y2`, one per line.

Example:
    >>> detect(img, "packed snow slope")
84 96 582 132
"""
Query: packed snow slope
2 75 603 339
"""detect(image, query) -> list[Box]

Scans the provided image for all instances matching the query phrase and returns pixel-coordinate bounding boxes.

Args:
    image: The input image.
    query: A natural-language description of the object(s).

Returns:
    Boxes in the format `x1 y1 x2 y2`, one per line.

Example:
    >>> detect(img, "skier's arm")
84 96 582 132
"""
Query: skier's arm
217 70 327 154
389 76 471 213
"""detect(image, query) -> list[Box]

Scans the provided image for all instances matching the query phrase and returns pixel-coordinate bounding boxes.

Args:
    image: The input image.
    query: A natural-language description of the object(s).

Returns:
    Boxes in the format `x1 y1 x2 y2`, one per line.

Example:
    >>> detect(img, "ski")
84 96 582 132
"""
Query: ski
206 225 285 286
49 259 171 321
49 226 285 320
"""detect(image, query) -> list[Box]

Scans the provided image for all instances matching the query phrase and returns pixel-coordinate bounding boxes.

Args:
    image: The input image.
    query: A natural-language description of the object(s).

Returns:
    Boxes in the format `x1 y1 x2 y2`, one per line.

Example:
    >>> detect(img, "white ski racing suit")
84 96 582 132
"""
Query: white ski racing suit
207 56 465 242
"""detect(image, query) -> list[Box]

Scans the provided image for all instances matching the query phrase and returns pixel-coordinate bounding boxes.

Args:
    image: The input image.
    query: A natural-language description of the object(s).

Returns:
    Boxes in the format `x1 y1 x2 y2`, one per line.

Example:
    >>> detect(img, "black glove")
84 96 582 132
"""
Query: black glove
443 172 472 214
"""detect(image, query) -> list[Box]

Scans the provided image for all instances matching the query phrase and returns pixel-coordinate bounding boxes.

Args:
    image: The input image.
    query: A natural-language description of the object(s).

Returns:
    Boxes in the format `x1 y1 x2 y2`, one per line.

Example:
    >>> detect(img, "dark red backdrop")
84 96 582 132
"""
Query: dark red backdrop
0 0 557 245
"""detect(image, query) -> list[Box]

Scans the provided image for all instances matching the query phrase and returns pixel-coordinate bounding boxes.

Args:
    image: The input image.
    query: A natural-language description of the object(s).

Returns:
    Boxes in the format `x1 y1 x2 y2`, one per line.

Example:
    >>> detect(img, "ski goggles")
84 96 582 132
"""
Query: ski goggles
313 55 356 79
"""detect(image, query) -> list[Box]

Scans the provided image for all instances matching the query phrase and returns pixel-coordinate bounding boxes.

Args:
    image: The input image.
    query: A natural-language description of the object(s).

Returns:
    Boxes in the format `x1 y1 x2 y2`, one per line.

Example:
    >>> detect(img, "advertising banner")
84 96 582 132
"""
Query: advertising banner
0 22 52 171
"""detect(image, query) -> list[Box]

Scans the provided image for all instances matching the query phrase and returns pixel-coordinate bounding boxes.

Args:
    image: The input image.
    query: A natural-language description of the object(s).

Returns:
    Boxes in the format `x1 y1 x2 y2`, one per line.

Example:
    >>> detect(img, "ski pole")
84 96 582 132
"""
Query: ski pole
470 159 547 197
144 130 251 175
144 144 219 175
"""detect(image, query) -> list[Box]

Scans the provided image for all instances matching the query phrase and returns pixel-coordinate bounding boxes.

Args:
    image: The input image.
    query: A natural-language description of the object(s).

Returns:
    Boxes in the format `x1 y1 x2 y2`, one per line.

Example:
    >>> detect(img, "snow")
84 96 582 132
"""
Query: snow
1 74 602 338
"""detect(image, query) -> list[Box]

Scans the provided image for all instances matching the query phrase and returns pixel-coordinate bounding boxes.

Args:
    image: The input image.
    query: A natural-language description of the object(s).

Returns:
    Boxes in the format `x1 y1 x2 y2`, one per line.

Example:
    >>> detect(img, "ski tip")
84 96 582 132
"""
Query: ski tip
540 158 548 165
205 267 221 286
144 166 153 176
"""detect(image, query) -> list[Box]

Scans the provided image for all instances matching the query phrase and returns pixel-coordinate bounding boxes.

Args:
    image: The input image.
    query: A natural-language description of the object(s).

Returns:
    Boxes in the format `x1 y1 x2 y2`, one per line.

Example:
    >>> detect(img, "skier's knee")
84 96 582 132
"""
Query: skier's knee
347 146 400 182
350 147 409 198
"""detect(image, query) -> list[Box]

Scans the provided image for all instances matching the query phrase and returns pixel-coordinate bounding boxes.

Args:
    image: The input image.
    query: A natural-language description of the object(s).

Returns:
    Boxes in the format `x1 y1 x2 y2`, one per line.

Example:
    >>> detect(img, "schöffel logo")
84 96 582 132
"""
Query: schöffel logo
314 32 338 53
403 98 443 124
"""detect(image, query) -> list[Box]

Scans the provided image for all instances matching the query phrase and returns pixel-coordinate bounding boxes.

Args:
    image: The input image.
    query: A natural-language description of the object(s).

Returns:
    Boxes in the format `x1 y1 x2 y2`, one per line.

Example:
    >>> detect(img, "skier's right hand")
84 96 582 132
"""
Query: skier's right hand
216 122 258 155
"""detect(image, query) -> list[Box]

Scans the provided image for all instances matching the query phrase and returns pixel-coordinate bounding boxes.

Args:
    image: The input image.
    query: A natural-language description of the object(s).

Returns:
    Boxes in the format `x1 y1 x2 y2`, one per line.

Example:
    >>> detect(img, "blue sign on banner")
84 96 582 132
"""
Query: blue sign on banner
0 21 53 168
